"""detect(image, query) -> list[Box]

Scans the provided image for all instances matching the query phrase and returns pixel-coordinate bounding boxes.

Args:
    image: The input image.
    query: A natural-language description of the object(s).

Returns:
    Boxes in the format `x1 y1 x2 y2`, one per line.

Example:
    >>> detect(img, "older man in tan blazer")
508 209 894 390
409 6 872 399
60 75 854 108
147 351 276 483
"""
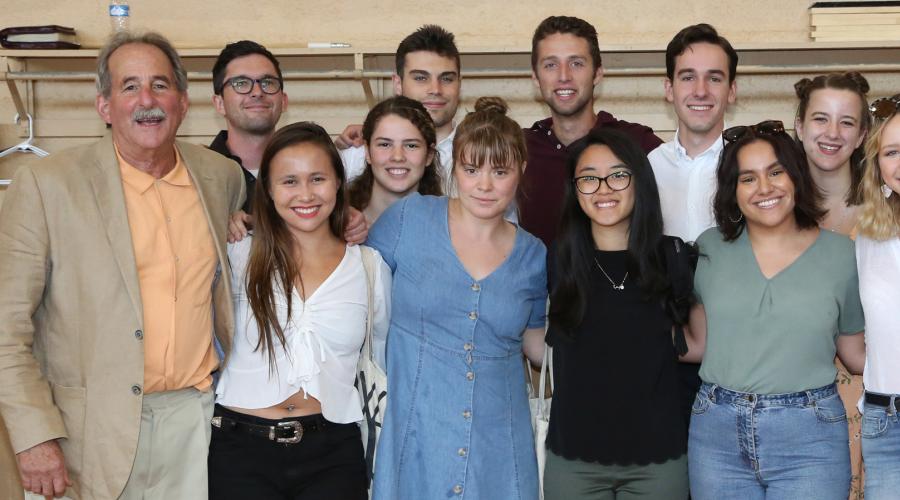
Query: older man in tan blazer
0 31 245 499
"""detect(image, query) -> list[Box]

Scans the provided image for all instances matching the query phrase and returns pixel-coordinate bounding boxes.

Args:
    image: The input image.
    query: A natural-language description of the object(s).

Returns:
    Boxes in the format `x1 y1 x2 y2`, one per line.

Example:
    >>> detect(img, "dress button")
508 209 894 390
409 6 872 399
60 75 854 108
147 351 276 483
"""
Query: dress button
556 144 562 150
131 385 142 395
458 447 467 457
453 484 463 495
467 311 477 320
134 329 143 340
463 343 473 351
466 371 475 381
462 410 471 419
471 283 480 292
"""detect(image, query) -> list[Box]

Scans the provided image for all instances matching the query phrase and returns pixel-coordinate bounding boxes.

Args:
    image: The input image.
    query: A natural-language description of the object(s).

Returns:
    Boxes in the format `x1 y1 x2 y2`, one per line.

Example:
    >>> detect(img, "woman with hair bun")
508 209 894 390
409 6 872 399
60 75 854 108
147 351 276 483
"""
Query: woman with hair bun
369 97 547 500
793 72 871 496
794 72 871 235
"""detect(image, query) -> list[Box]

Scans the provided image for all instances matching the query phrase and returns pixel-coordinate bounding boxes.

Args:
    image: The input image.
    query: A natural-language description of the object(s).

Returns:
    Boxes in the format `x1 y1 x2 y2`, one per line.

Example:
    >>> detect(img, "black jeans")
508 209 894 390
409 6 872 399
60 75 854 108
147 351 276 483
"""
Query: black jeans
208 405 367 500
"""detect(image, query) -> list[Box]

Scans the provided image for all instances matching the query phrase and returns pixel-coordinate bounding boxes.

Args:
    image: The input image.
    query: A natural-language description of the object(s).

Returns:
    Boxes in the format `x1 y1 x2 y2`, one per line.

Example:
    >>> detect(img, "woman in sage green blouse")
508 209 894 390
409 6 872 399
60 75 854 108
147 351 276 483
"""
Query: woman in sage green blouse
682 120 866 500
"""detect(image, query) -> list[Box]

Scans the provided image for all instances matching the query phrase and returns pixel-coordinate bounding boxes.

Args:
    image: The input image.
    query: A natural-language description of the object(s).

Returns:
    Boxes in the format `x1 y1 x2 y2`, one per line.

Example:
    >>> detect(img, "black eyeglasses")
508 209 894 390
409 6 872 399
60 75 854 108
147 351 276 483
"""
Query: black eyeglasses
722 120 785 144
870 95 900 120
573 171 632 194
223 76 283 95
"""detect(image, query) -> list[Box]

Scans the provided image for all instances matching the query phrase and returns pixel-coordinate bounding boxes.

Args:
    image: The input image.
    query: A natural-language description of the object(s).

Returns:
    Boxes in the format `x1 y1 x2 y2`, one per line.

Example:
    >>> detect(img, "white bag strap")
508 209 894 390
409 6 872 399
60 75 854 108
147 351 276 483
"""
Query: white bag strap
536 344 553 419
359 246 376 363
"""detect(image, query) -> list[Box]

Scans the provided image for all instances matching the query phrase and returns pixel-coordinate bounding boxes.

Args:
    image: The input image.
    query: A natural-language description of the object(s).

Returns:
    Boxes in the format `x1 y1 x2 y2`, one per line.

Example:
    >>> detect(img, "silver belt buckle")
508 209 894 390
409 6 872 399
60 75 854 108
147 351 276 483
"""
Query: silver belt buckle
272 420 303 444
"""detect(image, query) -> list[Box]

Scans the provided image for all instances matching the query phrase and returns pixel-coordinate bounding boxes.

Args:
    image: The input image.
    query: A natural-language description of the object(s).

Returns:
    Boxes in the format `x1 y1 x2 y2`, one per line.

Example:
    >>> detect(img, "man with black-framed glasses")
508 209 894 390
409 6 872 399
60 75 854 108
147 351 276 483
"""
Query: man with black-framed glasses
210 40 288 213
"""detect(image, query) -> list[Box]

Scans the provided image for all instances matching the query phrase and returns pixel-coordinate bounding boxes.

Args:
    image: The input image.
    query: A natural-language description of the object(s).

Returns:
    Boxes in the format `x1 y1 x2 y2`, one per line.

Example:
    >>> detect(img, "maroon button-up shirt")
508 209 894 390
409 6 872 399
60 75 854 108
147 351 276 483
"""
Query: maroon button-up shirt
519 111 662 246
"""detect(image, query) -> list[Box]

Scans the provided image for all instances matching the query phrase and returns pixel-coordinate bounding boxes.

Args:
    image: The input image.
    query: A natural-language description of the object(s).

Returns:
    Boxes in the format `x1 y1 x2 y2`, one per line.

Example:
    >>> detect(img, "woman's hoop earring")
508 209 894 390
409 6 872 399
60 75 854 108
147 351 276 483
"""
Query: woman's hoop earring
883 184 894 199
729 212 744 223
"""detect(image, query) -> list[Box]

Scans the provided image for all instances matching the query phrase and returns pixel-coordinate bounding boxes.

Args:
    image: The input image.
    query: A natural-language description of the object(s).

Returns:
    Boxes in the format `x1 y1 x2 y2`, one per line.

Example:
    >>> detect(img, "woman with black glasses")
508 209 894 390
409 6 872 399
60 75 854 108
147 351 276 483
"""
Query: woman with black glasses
684 120 866 500
542 129 694 499
855 94 900 500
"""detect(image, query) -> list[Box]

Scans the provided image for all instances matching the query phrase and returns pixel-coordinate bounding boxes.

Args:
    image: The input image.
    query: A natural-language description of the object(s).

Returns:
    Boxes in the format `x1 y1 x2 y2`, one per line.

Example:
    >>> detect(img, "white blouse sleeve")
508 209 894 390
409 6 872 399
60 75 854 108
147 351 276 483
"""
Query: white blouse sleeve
372 250 392 371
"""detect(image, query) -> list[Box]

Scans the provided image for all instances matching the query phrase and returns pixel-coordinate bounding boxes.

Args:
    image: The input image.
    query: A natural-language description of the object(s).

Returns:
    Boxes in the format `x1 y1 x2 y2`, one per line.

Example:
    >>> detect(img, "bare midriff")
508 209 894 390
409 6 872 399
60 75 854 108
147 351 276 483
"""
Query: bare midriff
226 389 322 419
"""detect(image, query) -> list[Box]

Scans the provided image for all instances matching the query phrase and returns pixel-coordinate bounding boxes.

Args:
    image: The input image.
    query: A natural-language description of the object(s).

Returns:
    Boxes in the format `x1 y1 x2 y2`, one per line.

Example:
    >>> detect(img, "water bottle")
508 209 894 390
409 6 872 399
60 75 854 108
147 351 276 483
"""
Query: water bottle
109 0 130 32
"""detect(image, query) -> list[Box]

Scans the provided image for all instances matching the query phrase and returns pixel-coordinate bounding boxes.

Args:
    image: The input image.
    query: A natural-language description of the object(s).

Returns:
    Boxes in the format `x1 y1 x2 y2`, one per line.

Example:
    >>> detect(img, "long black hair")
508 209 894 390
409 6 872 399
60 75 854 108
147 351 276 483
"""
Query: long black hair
549 128 684 338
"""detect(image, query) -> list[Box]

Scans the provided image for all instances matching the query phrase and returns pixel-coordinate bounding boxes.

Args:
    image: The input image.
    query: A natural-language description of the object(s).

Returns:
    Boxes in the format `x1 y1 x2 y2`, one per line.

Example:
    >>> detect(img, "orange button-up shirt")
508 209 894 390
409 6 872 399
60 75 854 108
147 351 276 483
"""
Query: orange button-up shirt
118 147 219 393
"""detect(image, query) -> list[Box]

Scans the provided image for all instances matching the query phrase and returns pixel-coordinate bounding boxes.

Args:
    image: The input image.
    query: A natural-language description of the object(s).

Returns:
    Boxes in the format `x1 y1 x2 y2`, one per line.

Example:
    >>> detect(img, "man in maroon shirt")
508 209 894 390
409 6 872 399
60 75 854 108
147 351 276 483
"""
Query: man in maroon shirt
521 16 663 245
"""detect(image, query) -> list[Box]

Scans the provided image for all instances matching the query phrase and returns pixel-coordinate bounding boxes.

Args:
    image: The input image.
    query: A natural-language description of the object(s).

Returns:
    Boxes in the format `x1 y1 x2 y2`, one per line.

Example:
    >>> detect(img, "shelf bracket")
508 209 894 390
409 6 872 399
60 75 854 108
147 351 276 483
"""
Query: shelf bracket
354 53 375 109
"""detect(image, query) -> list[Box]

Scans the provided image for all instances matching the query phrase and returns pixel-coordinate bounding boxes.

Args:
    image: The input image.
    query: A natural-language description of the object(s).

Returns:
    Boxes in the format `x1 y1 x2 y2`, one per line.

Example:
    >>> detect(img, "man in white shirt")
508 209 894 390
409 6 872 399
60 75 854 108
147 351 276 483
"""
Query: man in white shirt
649 24 738 243
336 25 460 192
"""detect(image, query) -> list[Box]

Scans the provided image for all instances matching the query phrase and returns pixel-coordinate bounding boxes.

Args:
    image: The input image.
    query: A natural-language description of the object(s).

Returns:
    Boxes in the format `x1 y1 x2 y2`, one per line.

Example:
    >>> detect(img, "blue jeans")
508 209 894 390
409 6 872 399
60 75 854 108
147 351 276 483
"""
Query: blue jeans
688 382 849 500
861 395 900 500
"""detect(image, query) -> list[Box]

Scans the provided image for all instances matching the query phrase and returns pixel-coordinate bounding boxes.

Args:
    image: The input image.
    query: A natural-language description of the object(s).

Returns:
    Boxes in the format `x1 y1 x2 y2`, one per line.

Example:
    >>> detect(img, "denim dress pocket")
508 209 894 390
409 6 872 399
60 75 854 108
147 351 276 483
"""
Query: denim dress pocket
861 405 889 438
813 393 847 423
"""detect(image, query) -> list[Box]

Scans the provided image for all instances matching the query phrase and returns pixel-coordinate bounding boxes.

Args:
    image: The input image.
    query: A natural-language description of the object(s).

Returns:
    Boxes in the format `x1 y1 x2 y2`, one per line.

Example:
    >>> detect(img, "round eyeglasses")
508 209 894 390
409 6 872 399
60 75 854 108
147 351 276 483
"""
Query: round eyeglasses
224 76 283 95
573 171 632 194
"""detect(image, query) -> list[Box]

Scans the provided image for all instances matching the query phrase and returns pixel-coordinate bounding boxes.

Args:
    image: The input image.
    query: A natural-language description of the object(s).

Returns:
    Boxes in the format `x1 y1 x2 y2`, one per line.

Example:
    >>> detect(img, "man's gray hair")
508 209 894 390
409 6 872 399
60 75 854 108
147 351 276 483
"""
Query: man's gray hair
96 31 188 98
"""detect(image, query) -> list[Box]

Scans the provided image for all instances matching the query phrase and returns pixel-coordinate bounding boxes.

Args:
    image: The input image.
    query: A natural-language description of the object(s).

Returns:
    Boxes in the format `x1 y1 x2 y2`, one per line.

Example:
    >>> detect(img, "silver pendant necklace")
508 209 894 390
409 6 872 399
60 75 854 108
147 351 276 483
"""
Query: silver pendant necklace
593 257 628 291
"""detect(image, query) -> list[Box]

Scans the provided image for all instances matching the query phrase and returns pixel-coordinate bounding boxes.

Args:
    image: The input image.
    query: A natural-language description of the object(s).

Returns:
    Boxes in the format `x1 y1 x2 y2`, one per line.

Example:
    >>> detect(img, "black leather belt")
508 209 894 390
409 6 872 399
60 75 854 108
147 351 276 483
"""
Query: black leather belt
211 412 329 444
865 392 900 412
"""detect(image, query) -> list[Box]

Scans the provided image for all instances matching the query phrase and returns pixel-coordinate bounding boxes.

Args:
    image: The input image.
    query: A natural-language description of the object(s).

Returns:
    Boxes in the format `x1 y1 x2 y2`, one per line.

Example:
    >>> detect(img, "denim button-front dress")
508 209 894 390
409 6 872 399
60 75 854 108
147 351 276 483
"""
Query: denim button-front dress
368 194 547 500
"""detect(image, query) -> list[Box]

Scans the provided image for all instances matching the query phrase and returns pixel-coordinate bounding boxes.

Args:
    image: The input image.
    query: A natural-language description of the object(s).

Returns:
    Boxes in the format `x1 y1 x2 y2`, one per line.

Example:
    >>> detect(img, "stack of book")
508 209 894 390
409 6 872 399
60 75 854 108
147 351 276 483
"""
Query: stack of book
0 25 79 49
810 1 900 42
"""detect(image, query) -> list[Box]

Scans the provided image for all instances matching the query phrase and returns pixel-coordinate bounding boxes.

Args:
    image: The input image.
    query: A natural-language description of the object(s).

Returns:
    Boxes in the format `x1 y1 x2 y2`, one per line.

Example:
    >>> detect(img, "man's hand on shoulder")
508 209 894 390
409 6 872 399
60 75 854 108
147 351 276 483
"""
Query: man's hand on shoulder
334 124 364 150
17 439 71 499
344 207 368 246
228 210 254 243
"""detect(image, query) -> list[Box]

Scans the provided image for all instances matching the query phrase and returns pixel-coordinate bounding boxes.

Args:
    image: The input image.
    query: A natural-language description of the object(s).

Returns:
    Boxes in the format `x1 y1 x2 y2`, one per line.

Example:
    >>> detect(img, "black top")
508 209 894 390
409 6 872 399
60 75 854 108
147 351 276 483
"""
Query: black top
545 247 686 465
209 130 256 213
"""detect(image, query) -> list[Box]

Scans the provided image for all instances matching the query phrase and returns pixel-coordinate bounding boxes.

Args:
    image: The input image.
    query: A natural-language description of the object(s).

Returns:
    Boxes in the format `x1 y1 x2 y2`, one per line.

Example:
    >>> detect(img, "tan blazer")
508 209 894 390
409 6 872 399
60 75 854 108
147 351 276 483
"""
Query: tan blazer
0 134 245 499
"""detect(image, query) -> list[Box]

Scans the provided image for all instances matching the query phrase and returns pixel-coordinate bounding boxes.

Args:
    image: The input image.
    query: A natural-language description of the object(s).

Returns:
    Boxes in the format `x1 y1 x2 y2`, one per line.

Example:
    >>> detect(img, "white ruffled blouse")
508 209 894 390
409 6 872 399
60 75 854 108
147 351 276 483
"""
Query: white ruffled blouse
216 237 391 424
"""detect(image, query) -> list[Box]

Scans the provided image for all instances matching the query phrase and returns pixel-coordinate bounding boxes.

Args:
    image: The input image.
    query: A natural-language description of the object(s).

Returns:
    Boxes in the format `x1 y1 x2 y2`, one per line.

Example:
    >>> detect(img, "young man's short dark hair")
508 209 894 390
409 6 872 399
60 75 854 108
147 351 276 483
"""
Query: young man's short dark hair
395 25 460 76
530 16 602 71
665 24 738 84
212 40 283 95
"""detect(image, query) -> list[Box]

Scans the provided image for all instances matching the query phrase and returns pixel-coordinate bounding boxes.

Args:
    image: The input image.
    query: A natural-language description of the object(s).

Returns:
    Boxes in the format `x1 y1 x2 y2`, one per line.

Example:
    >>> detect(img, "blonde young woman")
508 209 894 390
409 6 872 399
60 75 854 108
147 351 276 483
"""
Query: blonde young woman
793 72 871 497
209 122 391 500
855 94 900 500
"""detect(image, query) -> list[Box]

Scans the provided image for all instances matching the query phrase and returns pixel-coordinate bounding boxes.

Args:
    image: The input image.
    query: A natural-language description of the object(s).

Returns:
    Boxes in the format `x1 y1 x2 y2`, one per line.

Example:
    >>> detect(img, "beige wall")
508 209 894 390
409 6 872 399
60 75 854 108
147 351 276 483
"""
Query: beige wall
4 1 814 49
3 1 897 174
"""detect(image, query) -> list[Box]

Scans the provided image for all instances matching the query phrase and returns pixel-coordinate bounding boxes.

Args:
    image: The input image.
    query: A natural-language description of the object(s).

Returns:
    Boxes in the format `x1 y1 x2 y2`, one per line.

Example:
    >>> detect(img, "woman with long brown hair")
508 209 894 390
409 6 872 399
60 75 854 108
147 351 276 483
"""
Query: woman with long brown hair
348 96 443 223
209 122 391 499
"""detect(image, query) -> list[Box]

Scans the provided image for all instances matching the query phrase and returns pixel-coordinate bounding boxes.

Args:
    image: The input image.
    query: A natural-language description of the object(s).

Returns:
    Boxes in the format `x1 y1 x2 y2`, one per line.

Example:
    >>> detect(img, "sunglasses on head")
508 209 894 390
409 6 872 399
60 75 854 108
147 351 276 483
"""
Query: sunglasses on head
722 120 786 144
869 95 900 120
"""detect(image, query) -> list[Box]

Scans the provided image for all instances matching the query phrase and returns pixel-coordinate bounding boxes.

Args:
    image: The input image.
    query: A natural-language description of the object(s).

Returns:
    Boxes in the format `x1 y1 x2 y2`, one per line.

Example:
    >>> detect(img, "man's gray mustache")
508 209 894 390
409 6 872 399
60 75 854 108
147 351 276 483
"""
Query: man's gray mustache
132 108 166 121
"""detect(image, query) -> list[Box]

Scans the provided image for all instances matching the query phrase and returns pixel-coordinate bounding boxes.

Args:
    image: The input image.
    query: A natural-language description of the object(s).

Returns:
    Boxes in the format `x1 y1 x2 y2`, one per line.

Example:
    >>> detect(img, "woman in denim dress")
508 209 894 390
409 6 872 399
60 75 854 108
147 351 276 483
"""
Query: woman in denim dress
368 97 547 500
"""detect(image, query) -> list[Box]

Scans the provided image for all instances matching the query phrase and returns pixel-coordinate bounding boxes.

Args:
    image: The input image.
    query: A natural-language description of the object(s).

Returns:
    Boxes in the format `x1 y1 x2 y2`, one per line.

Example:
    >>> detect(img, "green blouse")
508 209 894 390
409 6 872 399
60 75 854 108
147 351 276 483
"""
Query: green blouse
694 227 864 394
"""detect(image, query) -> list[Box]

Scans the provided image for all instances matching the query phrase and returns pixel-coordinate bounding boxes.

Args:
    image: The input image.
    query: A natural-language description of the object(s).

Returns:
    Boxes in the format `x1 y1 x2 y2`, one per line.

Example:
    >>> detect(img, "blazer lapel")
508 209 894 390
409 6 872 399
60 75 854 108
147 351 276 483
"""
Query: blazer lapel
88 134 143 322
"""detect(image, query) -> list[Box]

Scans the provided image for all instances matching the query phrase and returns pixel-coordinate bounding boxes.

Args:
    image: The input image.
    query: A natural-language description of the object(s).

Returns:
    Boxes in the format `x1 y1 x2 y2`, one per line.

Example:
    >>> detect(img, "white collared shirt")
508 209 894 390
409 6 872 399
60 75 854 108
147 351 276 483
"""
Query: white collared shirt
340 126 457 195
649 131 724 242
216 238 391 424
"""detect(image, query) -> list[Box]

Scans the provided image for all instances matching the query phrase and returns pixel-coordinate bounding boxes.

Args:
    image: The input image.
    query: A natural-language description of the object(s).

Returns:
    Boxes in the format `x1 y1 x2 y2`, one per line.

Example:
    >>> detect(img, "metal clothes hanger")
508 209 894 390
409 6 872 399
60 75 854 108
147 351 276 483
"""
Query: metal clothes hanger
0 113 50 159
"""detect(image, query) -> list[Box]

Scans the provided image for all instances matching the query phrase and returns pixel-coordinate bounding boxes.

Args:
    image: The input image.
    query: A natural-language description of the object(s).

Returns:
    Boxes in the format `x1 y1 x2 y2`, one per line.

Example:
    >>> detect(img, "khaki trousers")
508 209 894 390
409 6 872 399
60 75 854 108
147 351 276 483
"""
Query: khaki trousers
119 387 214 500
25 388 212 500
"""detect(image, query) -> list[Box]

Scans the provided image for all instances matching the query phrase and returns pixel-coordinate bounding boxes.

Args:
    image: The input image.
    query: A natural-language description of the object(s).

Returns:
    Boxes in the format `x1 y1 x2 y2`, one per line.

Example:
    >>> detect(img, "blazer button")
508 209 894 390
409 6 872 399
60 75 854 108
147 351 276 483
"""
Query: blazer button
131 385 142 395
134 329 143 340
